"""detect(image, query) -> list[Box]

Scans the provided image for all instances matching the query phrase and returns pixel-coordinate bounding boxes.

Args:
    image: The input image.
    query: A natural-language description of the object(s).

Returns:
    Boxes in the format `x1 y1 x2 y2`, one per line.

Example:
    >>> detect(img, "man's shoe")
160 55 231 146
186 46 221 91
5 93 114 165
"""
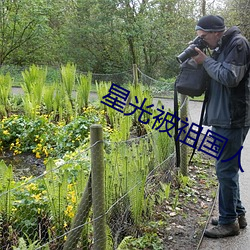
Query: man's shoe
238 215 247 228
211 214 247 229
204 222 240 238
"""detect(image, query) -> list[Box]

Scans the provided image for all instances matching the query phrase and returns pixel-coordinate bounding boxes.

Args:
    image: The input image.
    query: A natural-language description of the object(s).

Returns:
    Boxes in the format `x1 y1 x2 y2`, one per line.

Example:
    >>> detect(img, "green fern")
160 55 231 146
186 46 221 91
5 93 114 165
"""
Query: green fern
60 62 76 101
43 159 68 228
76 72 92 111
21 65 47 118
0 160 14 221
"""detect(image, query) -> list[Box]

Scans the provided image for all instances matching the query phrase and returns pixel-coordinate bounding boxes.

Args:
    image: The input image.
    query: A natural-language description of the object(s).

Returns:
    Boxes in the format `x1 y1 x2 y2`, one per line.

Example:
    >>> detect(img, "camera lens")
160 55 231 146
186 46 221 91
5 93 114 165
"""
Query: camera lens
176 36 208 63
176 44 198 63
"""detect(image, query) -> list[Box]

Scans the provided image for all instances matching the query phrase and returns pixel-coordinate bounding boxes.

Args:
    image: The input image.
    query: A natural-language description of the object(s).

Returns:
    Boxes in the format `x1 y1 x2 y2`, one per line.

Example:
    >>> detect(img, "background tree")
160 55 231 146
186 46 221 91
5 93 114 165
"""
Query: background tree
0 0 236 80
220 0 250 39
0 0 49 65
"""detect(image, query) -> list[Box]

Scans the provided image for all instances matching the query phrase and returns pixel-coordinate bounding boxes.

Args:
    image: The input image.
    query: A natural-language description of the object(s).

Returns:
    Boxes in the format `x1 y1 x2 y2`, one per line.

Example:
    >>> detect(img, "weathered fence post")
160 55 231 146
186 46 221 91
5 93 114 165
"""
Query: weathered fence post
91 124 106 250
133 64 138 86
63 175 92 250
180 94 188 176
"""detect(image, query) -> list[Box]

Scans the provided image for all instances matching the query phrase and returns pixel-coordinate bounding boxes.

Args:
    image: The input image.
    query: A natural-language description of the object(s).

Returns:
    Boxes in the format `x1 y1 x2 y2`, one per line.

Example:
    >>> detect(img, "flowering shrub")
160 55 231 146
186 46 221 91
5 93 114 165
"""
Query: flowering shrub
0 106 103 158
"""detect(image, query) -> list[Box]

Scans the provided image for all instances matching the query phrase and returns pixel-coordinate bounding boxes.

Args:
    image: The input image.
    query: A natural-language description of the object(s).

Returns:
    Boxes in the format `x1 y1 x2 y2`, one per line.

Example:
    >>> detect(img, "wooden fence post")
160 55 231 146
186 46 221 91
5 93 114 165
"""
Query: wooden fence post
133 64 138 86
91 124 106 250
180 94 188 176
63 175 92 250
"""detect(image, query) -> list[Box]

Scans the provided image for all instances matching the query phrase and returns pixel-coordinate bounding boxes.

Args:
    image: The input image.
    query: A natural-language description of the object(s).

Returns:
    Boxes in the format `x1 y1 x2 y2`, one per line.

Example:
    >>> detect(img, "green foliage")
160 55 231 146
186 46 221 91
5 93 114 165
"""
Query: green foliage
0 107 101 157
117 233 163 250
0 161 14 222
178 173 191 189
0 73 12 116
43 85 56 113
43 159 68 230
0 0 229 77
0 151 91 248
105 136 154 226
21 65 47 118
61 63 76 100
12 176 48 240
13 235 47 250
96 81 118 127
127 83 153 123
76 72 92 111
0 0 52 65
148 100 175 164
0 78 180 248
159 182 171 202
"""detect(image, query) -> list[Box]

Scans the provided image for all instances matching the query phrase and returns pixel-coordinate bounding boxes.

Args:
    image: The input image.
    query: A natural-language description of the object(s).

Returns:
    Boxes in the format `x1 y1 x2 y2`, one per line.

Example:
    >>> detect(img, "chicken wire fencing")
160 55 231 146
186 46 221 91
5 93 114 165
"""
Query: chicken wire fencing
3 64 174 98
0 65 191 249
0 122 181 249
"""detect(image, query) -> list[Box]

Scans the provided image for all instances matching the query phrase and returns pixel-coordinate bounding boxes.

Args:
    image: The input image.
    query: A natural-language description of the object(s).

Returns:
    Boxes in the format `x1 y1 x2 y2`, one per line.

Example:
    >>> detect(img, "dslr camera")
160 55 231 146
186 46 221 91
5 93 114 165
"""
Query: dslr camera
176 36 208 64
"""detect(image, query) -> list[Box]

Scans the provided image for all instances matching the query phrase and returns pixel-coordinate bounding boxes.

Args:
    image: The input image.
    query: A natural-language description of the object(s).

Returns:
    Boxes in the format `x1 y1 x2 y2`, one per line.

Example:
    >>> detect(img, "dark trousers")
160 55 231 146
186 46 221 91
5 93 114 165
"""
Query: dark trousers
213 126 249 225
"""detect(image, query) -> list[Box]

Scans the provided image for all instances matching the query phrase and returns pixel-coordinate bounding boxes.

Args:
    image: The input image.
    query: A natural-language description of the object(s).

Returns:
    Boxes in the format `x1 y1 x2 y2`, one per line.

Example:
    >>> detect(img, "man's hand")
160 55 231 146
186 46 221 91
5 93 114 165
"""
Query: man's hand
192 47 207 64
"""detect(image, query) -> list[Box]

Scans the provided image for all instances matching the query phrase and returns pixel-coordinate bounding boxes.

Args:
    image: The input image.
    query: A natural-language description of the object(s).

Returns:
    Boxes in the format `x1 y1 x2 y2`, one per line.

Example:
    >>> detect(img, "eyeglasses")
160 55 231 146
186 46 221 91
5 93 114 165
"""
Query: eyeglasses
199 32 214 40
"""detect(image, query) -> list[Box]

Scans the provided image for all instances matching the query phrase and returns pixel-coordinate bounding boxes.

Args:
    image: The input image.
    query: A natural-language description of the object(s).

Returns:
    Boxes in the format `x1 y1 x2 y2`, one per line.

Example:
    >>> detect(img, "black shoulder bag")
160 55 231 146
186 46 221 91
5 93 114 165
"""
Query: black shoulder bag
174 58 210 167
175 58 208 97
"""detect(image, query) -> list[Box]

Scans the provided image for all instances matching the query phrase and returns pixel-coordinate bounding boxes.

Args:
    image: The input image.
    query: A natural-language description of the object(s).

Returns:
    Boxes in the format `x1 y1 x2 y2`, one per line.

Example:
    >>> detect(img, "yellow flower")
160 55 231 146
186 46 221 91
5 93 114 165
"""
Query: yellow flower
65 205 74 218
36 152 41 159
43 147 49 157
71 195 76 204
3 130 9 135
26 183 37 191
14 149 22 155
32 193 42 201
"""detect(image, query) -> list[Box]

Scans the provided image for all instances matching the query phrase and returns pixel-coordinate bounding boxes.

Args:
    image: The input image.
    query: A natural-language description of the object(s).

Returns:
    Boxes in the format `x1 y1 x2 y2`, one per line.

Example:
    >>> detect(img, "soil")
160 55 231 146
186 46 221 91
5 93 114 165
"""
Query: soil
159 154 217 250
0 152 45 180
113 148 218 250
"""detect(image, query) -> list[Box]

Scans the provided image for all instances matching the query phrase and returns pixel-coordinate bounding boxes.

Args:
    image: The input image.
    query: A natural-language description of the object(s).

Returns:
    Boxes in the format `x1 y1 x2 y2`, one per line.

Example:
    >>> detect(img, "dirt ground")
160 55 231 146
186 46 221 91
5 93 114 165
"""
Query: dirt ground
160 154 217 250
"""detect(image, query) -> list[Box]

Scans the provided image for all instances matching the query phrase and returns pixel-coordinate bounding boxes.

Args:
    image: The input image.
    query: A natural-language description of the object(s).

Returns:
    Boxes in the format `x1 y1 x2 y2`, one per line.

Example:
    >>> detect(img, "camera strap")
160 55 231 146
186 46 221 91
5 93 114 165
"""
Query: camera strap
188 90 208 165
174 81 180 168
174 85 208 168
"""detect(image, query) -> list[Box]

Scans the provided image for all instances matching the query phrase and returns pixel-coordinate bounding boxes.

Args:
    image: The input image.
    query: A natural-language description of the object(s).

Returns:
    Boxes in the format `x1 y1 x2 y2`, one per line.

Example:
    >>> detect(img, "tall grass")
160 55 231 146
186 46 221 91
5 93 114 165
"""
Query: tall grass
0 73 12 116
76 72 92 112
21 65 47 118
61 63 76 102
0 161 14 223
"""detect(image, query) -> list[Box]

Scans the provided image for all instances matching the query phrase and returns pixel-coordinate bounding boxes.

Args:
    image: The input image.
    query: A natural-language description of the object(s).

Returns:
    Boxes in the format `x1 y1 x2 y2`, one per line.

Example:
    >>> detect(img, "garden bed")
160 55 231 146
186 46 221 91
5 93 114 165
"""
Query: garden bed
115 151 217 250
1 151 217 250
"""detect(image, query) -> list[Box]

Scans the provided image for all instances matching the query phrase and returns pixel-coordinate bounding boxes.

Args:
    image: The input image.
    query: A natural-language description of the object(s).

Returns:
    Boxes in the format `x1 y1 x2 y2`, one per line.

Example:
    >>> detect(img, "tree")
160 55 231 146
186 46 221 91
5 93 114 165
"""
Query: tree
221 0 250 39
0 0 50 65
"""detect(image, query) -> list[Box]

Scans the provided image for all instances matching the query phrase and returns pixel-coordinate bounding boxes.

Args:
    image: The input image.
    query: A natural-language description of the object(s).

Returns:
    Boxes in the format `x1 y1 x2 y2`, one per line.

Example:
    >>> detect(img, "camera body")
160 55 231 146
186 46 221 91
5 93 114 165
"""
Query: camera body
176 36 208 63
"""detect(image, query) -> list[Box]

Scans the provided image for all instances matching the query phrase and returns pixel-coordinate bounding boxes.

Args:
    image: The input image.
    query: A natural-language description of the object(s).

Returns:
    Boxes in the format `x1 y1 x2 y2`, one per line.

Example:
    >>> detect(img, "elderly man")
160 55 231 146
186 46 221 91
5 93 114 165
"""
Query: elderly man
192 15 250 238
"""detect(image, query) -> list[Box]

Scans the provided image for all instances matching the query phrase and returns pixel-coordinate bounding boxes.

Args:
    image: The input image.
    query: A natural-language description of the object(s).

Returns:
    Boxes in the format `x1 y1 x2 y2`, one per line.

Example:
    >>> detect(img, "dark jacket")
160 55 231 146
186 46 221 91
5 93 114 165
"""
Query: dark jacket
203 26 250 128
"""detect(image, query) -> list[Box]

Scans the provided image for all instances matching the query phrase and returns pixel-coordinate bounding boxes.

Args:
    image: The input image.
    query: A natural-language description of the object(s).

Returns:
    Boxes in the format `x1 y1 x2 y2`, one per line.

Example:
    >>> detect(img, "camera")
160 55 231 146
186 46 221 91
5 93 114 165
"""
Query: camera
176 36 208 63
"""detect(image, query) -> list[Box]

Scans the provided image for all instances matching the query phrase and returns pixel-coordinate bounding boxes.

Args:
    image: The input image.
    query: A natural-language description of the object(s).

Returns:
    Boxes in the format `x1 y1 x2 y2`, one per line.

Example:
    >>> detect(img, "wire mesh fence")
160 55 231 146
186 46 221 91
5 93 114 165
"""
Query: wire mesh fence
0 64 192 249
3 64 174 98
0 123 179 249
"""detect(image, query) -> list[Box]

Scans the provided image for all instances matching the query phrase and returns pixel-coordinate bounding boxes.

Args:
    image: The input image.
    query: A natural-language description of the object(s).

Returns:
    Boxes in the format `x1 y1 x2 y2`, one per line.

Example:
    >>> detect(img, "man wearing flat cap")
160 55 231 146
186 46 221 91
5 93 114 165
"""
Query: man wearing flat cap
192 15 250 238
